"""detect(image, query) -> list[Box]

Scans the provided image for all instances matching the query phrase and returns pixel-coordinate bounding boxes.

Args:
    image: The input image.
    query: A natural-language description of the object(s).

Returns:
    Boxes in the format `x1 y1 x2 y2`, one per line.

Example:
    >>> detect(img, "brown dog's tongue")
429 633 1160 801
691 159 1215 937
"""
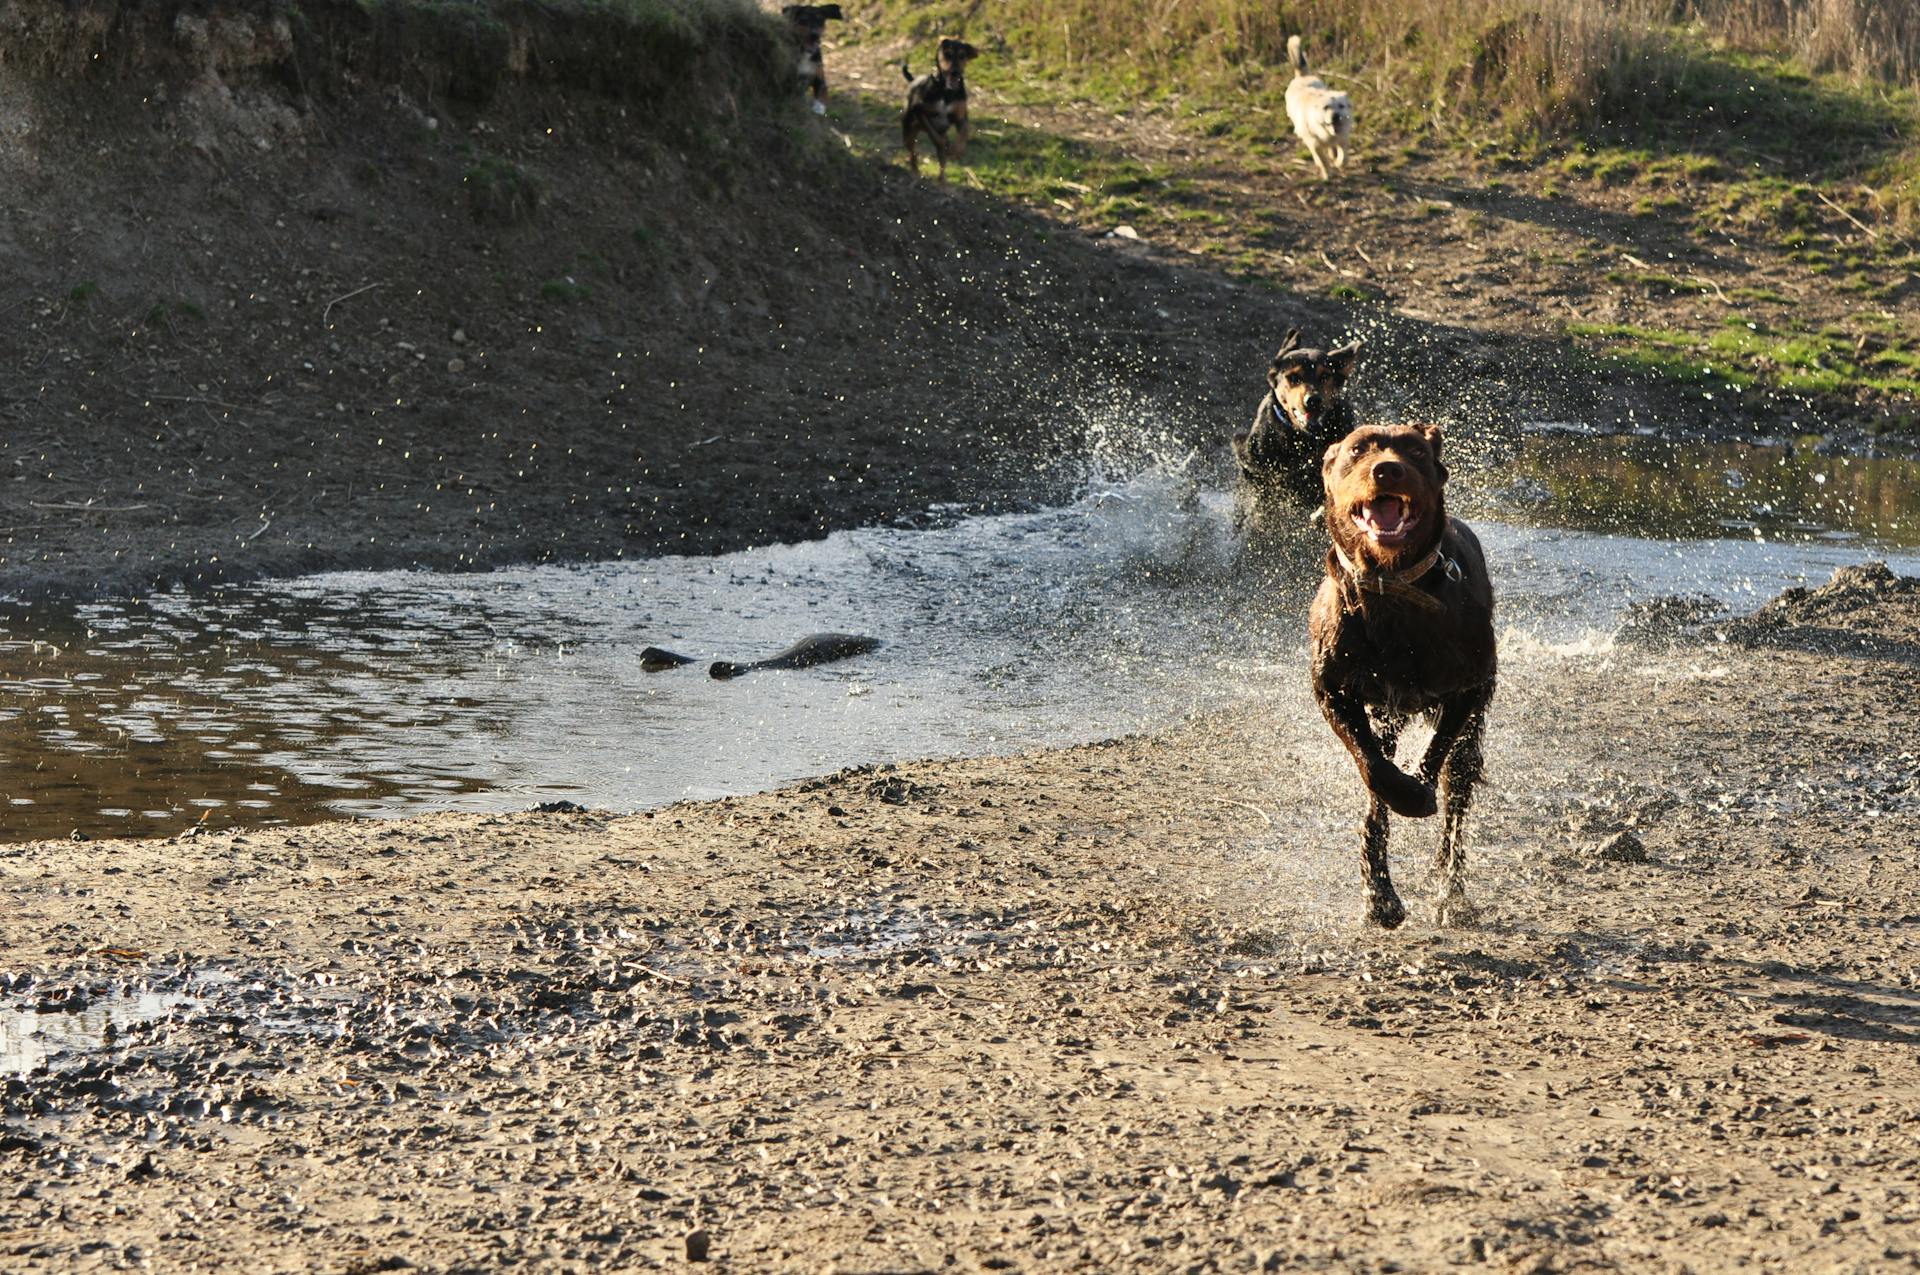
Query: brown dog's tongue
1365 496 1407 533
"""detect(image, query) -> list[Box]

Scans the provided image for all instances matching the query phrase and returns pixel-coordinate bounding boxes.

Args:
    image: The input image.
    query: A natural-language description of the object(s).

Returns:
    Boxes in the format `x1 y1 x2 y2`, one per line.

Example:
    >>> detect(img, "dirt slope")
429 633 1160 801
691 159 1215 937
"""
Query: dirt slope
0 0 1747 600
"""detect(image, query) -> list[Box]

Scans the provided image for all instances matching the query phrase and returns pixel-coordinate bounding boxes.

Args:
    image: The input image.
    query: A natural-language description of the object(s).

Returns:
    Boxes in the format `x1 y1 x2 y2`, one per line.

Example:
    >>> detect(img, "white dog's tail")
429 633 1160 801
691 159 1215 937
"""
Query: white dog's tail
1287 34 1308 74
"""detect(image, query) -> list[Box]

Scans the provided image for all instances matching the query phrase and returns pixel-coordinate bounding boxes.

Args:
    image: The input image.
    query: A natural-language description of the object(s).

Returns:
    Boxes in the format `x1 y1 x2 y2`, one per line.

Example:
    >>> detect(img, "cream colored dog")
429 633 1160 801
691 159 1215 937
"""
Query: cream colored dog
1285 35 1354 180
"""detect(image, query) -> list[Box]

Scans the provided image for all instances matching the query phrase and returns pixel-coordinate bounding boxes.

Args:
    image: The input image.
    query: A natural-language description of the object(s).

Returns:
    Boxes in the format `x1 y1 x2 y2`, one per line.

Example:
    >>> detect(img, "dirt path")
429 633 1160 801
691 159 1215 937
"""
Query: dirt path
4 574 1917 1271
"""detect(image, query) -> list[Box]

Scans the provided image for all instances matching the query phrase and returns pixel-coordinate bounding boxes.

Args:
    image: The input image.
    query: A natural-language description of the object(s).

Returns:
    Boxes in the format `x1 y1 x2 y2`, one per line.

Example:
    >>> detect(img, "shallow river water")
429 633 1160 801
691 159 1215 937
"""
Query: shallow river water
2 429 1918 842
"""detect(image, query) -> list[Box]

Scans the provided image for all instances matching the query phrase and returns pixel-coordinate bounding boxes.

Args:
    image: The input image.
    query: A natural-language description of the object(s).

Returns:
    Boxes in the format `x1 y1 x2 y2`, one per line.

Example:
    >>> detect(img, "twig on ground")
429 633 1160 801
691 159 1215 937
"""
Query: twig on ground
1814 189 1878 241
131 391 244 412
323 281 384 325
1690 274 1731 304
30 500 150 512
1212 798 1275 827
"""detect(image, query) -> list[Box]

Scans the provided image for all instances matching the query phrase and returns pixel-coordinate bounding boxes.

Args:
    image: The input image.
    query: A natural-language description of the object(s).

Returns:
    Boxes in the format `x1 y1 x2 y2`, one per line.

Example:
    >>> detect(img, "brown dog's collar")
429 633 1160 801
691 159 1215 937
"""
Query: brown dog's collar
1331 540 1462 612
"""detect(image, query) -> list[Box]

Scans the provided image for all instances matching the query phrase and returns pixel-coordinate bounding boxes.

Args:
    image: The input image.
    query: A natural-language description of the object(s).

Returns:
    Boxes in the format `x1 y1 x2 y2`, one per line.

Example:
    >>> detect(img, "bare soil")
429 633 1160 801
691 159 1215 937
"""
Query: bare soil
3 588 1918 1272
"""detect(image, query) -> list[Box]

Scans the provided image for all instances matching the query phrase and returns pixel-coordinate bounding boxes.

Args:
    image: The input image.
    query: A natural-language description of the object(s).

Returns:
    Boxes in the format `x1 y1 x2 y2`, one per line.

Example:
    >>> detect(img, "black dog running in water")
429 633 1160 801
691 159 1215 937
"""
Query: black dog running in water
1232 327 1363 530
642 633 881 680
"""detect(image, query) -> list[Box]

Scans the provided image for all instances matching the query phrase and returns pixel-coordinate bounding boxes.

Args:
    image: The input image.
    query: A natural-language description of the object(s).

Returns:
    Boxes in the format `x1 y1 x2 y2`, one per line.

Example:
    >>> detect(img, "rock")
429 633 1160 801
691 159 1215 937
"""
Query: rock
685 1228 710 1262
1596 830 1649 864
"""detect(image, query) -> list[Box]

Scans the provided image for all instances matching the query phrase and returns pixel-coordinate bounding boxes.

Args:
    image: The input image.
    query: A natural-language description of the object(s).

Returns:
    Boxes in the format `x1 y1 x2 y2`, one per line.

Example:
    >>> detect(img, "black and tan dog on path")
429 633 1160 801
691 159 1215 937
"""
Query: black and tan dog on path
1308 422 1496 929
783 5 843 115
1232 328 1363 530
902 37 979 178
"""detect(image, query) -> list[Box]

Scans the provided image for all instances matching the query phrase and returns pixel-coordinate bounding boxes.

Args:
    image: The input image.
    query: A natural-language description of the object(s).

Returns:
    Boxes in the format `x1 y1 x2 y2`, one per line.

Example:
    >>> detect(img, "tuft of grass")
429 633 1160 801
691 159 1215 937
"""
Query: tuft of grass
142 298 206 329
539 277 592 303
1328 281 1384 301
465 152 543 225
67 280 98 304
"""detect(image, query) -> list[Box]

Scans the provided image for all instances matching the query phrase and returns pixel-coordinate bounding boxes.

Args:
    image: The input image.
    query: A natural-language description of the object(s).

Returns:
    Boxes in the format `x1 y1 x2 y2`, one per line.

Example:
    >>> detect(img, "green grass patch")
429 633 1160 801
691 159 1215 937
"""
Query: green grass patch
1571 319 1920 398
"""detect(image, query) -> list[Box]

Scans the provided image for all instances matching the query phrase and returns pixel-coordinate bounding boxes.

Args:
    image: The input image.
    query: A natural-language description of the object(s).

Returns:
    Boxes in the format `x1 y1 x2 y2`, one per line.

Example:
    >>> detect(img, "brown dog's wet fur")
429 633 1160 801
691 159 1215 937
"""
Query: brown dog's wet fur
902 38 979 180
1308 423 1496 928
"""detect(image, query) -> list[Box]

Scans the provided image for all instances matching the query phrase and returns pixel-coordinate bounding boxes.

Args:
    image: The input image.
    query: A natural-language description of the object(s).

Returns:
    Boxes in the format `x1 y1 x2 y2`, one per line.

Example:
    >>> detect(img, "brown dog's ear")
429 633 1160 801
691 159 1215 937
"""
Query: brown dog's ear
1328 339 1363 376
820 4 843 18
1274 327 1302 360
1419 423 1449 483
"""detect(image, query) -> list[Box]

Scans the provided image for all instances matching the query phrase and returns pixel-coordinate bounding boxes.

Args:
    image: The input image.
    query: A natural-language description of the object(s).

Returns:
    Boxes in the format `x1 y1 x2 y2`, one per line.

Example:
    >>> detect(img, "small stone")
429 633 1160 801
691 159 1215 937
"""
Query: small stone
685 1229 710 1262
447 358 466 374
1596 830 1649 864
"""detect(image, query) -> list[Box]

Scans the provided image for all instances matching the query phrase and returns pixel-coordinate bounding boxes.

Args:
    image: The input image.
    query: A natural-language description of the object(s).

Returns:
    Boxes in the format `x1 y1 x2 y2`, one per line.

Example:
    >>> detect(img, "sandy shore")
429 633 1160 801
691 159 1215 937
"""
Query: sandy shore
3 568 1917 1273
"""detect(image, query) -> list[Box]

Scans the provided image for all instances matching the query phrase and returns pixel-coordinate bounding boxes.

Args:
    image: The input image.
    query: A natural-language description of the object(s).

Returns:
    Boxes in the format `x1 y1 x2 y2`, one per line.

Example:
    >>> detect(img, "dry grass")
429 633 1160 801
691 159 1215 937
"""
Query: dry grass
898 0 1915 131
1696 0 1918 87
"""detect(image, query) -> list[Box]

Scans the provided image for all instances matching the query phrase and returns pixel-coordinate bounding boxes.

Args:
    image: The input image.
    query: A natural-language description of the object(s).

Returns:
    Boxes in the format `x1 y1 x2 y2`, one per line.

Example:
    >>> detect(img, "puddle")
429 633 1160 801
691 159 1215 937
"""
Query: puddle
0 988 196 1076
2 431 1919 842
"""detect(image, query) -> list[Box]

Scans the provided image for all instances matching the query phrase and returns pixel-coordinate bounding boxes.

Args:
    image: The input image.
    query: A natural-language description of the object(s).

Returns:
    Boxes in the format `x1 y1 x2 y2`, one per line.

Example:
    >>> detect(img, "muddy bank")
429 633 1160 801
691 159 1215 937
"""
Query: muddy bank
0 0 1772 602
3 581 1917 1271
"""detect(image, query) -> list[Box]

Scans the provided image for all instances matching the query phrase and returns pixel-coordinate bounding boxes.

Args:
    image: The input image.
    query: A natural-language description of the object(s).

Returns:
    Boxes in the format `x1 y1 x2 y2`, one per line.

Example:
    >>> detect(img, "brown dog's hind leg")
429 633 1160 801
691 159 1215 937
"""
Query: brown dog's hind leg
903 113 921 173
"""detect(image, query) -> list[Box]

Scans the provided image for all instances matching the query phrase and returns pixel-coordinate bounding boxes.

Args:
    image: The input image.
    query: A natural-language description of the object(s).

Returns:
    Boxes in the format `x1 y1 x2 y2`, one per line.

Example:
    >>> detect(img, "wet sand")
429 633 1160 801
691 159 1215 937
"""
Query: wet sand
3 569 1917 1272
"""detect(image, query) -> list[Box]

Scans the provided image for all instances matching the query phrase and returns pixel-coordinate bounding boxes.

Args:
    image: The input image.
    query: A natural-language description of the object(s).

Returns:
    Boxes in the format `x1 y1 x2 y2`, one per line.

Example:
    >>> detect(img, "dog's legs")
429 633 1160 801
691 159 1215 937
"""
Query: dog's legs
1308 142 1331 181
951 110 971 160
1333 143 1346 171
931 128 950 181
1360 793 1403 929
903 112 922 173
1314 681 1437 819
1359 713 1408 928
1420 683 1493 926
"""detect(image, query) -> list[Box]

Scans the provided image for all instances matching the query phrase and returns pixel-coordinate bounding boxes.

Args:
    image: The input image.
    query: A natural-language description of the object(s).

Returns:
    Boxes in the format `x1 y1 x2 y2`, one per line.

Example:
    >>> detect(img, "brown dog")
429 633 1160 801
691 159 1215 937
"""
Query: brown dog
902 38 979 179
1308 423 1496 929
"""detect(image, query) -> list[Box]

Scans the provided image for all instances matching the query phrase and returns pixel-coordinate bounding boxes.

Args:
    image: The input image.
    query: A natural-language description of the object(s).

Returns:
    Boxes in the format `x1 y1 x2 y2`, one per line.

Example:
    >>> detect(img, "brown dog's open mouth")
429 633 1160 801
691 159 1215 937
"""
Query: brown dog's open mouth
1352 495 1418 544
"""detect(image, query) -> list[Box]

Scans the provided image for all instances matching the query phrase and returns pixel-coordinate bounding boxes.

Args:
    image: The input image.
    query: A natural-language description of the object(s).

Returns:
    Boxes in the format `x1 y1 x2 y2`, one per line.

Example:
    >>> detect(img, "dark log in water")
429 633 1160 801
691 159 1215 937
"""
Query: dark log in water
641 634 882 678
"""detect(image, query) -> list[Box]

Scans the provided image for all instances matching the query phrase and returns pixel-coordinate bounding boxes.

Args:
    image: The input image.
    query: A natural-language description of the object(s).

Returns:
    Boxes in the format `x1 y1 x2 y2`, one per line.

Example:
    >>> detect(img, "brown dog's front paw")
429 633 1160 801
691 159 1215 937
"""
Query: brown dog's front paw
1368 764 1438 818
1366 888 1406 929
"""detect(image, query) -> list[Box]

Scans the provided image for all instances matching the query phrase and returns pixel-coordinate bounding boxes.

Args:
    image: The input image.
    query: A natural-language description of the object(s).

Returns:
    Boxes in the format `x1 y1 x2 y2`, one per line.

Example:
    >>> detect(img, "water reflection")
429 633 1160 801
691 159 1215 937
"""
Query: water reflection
1473 431 1920 546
